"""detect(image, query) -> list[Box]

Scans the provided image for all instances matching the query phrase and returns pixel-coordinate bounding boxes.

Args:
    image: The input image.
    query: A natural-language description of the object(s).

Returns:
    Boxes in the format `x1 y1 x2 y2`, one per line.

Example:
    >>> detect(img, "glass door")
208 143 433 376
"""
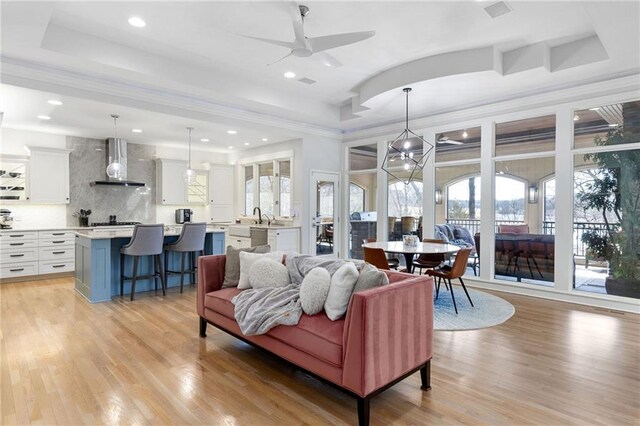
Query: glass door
310 171 340 257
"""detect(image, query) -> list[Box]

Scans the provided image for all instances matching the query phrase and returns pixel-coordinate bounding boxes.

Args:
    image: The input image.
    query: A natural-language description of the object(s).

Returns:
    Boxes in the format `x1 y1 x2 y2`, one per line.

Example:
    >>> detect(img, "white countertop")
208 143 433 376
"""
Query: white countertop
75 225 225 240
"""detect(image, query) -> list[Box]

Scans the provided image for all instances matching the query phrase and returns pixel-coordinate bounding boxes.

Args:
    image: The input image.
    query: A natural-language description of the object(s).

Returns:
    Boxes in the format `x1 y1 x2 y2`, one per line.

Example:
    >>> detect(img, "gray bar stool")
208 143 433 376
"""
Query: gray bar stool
164 222 206 293
120 224 165 301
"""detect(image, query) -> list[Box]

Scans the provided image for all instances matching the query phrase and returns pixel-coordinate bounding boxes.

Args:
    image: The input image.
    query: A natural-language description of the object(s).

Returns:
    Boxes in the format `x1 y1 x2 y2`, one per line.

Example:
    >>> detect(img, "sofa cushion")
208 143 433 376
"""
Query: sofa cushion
222 245 271 288
204 287 242 319
249 259 290 289
238 251 284 289
353 263 389 293
324 262 359 321
300 267 331 315
267 314 345 367
453 226 475 247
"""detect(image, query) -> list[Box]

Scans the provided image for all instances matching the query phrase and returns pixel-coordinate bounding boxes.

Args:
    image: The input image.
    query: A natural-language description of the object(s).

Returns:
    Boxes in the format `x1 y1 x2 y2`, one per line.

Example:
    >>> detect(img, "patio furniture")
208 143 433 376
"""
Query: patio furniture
401 216 419 236
498 224 530 234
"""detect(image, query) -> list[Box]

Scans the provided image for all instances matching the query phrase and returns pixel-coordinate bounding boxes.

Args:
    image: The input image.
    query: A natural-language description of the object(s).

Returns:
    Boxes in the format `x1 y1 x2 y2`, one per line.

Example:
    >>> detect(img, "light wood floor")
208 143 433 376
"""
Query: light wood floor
1 277 639 425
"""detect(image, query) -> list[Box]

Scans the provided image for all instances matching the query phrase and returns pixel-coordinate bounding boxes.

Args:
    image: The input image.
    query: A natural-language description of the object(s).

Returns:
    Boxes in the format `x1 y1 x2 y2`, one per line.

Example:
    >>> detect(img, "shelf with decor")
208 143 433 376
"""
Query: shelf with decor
0 157 29 202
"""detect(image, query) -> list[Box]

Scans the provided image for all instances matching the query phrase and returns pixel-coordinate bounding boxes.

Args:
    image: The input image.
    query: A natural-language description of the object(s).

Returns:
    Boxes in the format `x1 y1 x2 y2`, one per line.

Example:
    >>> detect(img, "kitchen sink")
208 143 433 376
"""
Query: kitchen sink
228 225 251 237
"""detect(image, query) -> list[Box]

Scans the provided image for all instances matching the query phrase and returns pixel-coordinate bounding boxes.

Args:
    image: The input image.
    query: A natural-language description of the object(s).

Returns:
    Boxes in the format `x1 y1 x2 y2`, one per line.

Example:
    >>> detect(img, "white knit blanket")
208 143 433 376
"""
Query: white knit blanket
231 284 302 335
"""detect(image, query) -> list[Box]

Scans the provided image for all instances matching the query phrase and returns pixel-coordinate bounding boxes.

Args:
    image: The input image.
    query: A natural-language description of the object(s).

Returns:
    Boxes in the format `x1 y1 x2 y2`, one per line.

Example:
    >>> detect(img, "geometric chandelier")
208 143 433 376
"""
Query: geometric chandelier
381 88 434 185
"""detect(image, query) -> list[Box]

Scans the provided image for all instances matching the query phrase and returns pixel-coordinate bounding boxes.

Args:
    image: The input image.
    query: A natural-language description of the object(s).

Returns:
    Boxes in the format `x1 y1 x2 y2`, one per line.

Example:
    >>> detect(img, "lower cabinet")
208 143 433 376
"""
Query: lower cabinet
0 230 74 280
268 228 300 252
228 236 252 249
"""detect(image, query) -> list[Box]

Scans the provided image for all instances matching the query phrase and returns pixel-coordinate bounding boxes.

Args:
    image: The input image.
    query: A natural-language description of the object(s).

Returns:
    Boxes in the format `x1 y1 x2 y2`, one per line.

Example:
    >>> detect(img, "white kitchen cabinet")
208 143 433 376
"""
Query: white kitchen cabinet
157 159 187 205
157 159 209 205
228 236 251 249
268 228 300 252
25 147 71 204
209 165 234 222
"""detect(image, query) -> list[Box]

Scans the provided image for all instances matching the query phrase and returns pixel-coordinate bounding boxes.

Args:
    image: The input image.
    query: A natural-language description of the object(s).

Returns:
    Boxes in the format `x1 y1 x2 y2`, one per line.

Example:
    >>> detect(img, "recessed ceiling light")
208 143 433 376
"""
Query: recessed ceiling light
284 71 296 79
128 17 146 28
37 115 51 120
244 142 250 146
228 146 234 149
200 138 209 142
462 130 468 138
261 138 268 142
608 123 619 127
227 130 237 135
132 129 143 133
47 100 63 106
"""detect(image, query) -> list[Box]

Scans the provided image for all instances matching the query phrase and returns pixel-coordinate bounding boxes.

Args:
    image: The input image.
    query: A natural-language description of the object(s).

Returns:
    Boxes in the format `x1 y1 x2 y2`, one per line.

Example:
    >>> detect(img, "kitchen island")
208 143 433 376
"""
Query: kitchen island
74 225 225 303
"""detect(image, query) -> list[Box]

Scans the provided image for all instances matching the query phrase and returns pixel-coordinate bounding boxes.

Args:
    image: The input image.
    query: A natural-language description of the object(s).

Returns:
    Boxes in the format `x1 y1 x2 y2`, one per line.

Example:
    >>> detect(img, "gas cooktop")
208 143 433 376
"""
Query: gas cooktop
91 221 141 227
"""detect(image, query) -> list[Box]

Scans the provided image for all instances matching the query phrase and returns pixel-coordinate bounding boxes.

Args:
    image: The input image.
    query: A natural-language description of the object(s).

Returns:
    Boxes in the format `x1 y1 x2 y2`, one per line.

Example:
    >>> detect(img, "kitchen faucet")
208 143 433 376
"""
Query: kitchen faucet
253 207 262 224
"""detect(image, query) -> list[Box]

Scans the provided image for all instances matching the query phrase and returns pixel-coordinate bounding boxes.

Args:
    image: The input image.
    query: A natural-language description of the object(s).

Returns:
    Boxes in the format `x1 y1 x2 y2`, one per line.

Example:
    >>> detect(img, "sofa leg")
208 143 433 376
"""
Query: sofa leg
199 317 207 338
357 396 370 426
420 360 431 391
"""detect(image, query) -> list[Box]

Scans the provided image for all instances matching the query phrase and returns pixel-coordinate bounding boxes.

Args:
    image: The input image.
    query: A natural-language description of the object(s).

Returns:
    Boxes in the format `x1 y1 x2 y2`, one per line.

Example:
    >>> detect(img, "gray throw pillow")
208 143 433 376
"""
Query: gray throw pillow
353 263 389 293
222 244 270 288
299 267 331 315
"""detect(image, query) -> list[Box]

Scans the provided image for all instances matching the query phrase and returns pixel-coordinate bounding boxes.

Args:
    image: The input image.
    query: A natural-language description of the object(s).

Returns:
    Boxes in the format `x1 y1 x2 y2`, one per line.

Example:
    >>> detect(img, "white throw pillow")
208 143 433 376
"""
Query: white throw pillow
249 259 290 289
324 262 359 321
299 267 331 315
238 251 284 289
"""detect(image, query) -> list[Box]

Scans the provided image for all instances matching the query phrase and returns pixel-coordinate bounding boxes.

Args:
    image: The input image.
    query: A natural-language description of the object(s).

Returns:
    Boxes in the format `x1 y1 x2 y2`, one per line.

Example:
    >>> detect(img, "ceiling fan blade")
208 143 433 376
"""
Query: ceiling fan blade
267 52 293 66
239 34 296 50
437 140 464 145
288 1 306 48
314 51 343 68
308 30 375 53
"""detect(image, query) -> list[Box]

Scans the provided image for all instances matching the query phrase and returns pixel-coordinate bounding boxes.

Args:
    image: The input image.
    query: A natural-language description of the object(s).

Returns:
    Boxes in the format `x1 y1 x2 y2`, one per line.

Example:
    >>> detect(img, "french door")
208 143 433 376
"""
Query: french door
310 171 340 257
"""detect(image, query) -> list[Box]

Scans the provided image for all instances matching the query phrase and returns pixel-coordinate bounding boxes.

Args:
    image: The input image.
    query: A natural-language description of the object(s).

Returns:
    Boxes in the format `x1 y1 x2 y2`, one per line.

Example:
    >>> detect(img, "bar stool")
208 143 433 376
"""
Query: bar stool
120 224 165 301
164 222 206 293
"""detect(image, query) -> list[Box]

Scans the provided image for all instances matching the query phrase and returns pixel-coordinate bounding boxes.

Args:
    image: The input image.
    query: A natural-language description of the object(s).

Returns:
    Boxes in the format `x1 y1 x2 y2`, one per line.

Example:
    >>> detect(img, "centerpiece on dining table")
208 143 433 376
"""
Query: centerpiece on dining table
403 234 418 247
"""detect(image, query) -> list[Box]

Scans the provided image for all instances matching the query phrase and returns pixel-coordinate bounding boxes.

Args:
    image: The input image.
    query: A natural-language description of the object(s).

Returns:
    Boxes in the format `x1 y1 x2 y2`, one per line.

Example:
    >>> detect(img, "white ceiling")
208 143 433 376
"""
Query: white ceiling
1 1 638 145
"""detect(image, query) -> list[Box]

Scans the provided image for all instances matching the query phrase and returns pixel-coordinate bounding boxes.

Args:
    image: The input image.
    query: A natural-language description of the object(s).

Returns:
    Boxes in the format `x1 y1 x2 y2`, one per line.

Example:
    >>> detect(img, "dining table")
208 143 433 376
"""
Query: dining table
363 241 460 274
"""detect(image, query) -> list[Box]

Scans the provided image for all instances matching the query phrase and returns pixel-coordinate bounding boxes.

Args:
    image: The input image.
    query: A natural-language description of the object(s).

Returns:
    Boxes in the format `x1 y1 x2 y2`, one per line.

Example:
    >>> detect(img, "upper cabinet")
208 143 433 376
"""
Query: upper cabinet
156 159 210 205
25 147 71 204
0 156 29 203
209 165 234 222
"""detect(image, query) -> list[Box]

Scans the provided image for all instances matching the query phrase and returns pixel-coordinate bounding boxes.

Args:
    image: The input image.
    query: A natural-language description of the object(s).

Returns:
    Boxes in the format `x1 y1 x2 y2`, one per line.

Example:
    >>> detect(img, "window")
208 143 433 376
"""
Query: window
318 182 334 217
244 166 253 215
349 183 365 214
388 172 423 218
435 126 481 162
447 176 481 220
494 175 526 222
279 160 291 216
496 114 556 156
243 157 293 217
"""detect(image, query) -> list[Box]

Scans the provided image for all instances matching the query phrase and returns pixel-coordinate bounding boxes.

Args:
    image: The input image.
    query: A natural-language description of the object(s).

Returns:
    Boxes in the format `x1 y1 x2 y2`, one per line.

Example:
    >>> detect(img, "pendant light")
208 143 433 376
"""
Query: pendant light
381 88 434 185
106 114 123 179
183 127 196 183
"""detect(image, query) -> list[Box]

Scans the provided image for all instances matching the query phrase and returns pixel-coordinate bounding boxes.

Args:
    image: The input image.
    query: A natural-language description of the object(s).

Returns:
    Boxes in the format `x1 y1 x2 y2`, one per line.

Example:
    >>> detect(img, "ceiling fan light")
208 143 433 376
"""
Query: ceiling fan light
462 130 468 138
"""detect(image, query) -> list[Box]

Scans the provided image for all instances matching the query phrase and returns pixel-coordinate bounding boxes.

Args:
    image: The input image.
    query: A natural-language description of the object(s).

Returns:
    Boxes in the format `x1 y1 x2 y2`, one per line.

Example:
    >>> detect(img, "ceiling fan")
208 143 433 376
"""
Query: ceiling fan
241 3 375 67
437 135 464 145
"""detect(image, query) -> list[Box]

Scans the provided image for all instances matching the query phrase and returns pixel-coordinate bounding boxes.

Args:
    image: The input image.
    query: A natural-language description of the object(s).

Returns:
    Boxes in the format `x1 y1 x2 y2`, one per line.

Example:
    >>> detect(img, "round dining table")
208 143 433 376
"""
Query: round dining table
363 241 460 273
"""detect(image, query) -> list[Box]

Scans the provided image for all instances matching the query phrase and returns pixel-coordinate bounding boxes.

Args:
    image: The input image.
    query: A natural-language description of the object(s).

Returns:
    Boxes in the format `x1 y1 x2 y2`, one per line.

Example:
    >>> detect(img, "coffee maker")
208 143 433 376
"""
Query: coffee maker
175 209 193 224
0 209 14 229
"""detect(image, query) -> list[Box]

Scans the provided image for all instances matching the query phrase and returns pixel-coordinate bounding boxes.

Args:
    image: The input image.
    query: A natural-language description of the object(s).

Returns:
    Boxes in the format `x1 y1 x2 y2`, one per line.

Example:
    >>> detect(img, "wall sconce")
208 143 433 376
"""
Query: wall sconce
435 189 443 205
528 185 538 204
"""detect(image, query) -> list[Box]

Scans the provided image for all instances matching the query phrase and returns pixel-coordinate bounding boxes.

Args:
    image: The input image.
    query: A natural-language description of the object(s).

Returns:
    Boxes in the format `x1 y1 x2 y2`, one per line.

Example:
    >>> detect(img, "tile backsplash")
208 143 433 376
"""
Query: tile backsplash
66 136 157 225
4 204 68 229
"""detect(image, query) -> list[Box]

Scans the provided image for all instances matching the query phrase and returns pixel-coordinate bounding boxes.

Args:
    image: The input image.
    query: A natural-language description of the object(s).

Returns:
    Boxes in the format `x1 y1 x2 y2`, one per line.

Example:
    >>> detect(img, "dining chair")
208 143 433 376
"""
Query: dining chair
363 246 391 270
412 239 445 275
363 238 399 269
426 247 474 314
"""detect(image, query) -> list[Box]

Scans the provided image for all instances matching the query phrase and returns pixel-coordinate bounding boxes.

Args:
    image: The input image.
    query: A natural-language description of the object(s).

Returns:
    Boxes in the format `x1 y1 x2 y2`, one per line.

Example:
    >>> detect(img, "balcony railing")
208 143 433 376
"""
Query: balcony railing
444 218 617 257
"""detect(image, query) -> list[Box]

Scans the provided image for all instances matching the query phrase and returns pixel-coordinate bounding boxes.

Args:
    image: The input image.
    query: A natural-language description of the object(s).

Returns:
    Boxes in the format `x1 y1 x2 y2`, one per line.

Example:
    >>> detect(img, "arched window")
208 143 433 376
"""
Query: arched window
349 183 365 213
446 176 480 219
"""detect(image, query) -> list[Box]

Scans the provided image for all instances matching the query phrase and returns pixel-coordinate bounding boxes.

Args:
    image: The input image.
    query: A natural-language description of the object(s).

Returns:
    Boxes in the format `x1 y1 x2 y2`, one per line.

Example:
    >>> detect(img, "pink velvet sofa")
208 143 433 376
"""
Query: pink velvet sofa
197 254 434 426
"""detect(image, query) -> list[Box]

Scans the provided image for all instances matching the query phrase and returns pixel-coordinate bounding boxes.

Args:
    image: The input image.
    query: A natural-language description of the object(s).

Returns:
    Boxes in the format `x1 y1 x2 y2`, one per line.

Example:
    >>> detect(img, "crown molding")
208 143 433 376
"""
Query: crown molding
0 56 343 140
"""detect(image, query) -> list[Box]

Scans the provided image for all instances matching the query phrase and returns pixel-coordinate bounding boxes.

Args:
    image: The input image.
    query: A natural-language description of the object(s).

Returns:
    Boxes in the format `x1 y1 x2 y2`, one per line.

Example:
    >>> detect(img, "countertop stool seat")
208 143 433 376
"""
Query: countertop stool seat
164 222 206 293
120 224 166 301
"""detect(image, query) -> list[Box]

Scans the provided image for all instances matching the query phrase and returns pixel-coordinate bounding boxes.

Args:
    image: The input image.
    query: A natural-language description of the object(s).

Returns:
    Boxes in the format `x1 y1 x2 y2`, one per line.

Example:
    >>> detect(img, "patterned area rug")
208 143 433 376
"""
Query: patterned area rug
434 287 515 331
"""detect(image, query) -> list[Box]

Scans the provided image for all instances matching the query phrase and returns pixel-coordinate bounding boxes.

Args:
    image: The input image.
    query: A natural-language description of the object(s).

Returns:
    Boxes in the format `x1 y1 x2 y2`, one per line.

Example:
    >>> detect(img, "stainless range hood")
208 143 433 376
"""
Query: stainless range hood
90 138 146 187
